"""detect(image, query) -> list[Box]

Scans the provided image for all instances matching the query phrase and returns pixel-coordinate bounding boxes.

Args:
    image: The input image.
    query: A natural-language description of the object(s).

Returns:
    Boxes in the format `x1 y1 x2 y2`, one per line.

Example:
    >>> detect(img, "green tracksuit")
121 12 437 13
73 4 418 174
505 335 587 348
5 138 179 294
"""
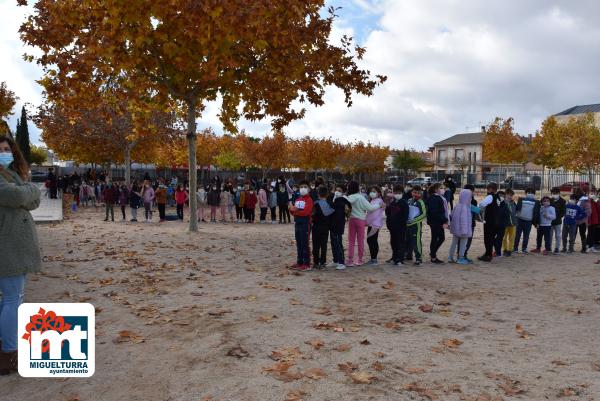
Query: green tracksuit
406 198 427 262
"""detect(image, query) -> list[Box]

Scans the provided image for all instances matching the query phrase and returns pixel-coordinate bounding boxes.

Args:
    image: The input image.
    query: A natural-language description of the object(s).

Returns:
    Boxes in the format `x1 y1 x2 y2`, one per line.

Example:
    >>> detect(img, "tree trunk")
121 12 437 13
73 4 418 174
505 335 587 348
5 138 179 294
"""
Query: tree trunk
124 145 132 186
186 101 198 232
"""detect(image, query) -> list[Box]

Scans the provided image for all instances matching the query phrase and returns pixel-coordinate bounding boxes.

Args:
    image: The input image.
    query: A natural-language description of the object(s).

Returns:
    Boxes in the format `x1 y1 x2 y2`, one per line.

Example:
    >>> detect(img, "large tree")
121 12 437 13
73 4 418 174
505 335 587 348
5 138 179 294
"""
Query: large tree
15 106 31 163
20 0 386 232
0 82 18 136
392 148 426 177
482 117 527 166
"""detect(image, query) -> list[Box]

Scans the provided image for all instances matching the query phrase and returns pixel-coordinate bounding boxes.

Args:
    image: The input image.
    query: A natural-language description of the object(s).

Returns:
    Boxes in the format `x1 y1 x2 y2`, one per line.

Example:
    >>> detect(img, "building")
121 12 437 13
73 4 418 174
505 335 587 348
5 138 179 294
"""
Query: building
554 103 600 126
432 131 484 176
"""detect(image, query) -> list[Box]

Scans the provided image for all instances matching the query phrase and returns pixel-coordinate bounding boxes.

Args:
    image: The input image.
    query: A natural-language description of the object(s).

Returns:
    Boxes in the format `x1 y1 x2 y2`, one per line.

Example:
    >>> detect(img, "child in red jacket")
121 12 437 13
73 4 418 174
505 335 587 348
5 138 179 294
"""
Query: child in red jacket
289 180 314 271
244 188 258 223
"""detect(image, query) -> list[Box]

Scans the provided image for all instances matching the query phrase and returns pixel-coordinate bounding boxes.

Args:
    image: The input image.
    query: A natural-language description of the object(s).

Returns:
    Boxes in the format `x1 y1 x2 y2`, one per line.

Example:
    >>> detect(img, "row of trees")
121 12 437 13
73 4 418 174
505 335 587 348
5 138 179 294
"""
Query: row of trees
483 114 600 176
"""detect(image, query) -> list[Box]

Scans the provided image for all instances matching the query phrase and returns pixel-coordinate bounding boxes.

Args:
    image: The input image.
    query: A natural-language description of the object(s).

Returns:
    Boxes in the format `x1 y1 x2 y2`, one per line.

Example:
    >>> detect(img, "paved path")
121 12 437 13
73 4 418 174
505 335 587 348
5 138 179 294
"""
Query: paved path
31 184 63 223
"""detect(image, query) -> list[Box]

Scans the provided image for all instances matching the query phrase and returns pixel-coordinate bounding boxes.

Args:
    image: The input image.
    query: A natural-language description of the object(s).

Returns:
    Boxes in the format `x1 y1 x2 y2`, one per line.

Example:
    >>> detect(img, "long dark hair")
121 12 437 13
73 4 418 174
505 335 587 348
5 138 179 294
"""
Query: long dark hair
347 181 359 195
0 135 29 180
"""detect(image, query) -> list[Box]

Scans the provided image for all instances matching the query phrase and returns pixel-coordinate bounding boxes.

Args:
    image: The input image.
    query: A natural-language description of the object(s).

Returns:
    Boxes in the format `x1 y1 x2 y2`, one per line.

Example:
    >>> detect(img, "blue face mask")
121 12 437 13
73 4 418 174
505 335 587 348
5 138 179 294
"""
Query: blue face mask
0 152 14 167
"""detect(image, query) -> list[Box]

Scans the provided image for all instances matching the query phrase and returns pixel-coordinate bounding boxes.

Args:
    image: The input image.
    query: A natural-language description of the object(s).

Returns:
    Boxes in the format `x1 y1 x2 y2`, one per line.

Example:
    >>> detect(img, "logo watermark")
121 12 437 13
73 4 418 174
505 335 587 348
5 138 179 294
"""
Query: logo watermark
18 303 95 377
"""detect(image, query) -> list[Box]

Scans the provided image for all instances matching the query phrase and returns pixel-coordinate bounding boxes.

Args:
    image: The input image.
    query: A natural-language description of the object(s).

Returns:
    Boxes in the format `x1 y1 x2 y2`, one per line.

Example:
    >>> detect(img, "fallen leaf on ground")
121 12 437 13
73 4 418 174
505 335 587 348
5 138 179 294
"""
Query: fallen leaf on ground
403 367 426 374
558 387 579 397
592 362 600 371
113 330 144 344
270 346 303 362
403 382 438 400
335 344 352 352
338 362 359 373
497 380 527 396
443 338 463 348
314 307 332 316
419 304 434 313
515 324 533 339
262 362 303 382
305 339 324 350
284 390 307 401
382 281 395 289
551 360 569 366
350 371 376 384
367 278 378 284
360 339 371 345
258 314 277 323
226 346 249 358
371 361 384 371
304 367 327 380
208 309 232 317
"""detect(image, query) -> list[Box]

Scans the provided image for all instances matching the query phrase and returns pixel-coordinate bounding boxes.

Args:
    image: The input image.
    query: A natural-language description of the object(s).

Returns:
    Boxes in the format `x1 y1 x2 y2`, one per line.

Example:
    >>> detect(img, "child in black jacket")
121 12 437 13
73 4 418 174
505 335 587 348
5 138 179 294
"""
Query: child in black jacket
312 186 334 269
329 184 352 269
385 185 409 265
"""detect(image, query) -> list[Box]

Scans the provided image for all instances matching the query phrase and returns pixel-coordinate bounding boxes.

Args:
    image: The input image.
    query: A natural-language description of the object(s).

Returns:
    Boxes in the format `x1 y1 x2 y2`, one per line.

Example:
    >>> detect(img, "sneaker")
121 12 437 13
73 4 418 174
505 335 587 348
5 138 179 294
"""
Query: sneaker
298 264 312 272
447 258 457 264
327 262 338 268
521 250 529 254
385 258 394 264
567 249 574 254
465 258 474 264
346 262 354 267
542 250 549 255
392 260 404 266
530 248 541 254
355 260 365 266
290 264 302 270
103 218 108 221
313 263 324 270
431 258 444 264
553 249 560 255
561 248 567 253
478 255 492 262
336 264 347 270
581 247 587 254
367 259 378 265
504 251 511 257
457 258 470 265
414 260 422 266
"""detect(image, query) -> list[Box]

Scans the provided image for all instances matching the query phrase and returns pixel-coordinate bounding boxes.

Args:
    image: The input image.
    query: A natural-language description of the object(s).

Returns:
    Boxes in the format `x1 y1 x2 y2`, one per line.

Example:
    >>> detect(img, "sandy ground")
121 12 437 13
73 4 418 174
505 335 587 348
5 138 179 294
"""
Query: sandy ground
2 204 600 401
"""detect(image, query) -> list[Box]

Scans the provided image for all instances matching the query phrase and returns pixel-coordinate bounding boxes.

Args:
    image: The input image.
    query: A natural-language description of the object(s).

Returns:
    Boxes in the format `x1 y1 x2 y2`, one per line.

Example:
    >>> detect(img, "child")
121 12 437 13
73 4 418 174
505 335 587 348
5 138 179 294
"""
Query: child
196 186 208 222
312 186 334 269
129 183 142 222
346 181 384 267
501 189 517 256
118 184 129 221
330 184 352 270
478 182 500 262
277 185 291 223
142 181 155 223
102 182 118 222
365 186 386 265
175 184 188 220
425 183 449 264
258 185 269 223
207 185 220 223
550 187 566 254
268 186 278 224
244 187 258 223
562 194 586 253
494 190 510 257
234 185 244 222
513 188 540 254
531 196 556 255
385 185 408 266
406 185 427 266
448 188 474 265
155 181 167 222
576 189 592 253
289 180 314 271
588 190 600 252
462 184 479 262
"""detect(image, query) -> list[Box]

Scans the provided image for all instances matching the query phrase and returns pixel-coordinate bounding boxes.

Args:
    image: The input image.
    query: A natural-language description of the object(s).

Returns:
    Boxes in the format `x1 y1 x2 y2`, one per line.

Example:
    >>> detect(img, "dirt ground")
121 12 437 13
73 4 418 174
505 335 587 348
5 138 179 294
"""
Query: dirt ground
2 205 600 401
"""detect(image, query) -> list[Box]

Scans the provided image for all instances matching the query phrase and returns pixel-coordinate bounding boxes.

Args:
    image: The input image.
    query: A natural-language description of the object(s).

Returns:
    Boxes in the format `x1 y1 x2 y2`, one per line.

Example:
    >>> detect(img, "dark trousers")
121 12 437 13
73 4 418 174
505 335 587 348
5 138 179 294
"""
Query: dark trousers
514 219 533 251
244 208 255 222
279 204 290 223
121 205 126 220
389 227 406 262
463 226 475 258
429 224 445 259
295 219 311 265
260 207 268 221
312 225 329 265
494 227 506 255
562 224 578 251
330 231 345 264
158 203 166 220
366 226 380 260
105 203 114 221
578 223 587 250
589 225 599 248
536 225 552 251
483 223 498 258
236 205 243 220
50 187 58 199
270 207 277 221
176 203 184 220
406 224 423 262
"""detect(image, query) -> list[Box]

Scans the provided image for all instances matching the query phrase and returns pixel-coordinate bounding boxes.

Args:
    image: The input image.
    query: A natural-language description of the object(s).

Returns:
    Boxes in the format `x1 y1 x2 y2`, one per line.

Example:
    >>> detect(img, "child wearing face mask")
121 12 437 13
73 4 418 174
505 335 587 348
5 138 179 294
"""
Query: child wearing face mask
207 185 221 223
244 186 258 223
234 185 244 223
196 186 208 222
277 185 291 223
531 196 556 255
329 184 352 270
550 187 566 254
501 189 517 256
406 185 427 266
494 190 510 257
513 188 540 254
258 185 269 223
562 194 586 253
588 190 600 252
385 185 409 266
448 188 474 264
365 186 385 265
289 180 314 271
425 183 449 264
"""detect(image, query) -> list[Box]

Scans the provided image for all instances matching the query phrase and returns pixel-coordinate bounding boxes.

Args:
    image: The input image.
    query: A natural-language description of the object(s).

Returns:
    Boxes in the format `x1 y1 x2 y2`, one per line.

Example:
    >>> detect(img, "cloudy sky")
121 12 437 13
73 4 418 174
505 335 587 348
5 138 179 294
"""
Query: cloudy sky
1 0 599 151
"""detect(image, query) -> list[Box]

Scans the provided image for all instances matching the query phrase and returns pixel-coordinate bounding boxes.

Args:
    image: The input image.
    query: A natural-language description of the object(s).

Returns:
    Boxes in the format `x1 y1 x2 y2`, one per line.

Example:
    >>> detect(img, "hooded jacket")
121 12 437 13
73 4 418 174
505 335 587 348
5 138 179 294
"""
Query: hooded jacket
347 193 381 220
449 189 473 237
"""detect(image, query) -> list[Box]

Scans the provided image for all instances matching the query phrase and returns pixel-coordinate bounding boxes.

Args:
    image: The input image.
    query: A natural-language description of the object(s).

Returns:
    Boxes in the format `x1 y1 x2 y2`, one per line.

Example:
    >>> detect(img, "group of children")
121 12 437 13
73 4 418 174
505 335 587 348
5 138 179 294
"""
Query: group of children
287 179 600 271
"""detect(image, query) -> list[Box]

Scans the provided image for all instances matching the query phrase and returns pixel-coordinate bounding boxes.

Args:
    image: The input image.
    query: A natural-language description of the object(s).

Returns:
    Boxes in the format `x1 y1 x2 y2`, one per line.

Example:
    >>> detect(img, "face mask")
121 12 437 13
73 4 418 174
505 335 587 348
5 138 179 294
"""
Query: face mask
237 187 242 190
249 190 254 194
310 185 315 190
369 192 377 199
569 199 576 205
280 188 285 192
299 187 309 196
499 197 505 202
394 194 402 200
552 194 560 200
526 193 534 199
0 152 14 167
543 202 550 207
212 187 217 190
334 191 342 198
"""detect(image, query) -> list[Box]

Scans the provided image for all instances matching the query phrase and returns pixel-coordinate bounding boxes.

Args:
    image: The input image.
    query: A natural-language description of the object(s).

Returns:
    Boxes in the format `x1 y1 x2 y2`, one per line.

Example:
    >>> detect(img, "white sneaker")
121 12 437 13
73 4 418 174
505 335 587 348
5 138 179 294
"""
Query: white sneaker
336 264 346 270
327 262 338 268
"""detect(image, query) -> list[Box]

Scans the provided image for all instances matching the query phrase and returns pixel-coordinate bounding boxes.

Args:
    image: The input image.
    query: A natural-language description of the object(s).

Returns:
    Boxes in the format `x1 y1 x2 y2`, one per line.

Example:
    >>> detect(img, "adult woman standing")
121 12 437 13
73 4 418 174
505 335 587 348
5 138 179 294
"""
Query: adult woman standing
0 135 41 374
